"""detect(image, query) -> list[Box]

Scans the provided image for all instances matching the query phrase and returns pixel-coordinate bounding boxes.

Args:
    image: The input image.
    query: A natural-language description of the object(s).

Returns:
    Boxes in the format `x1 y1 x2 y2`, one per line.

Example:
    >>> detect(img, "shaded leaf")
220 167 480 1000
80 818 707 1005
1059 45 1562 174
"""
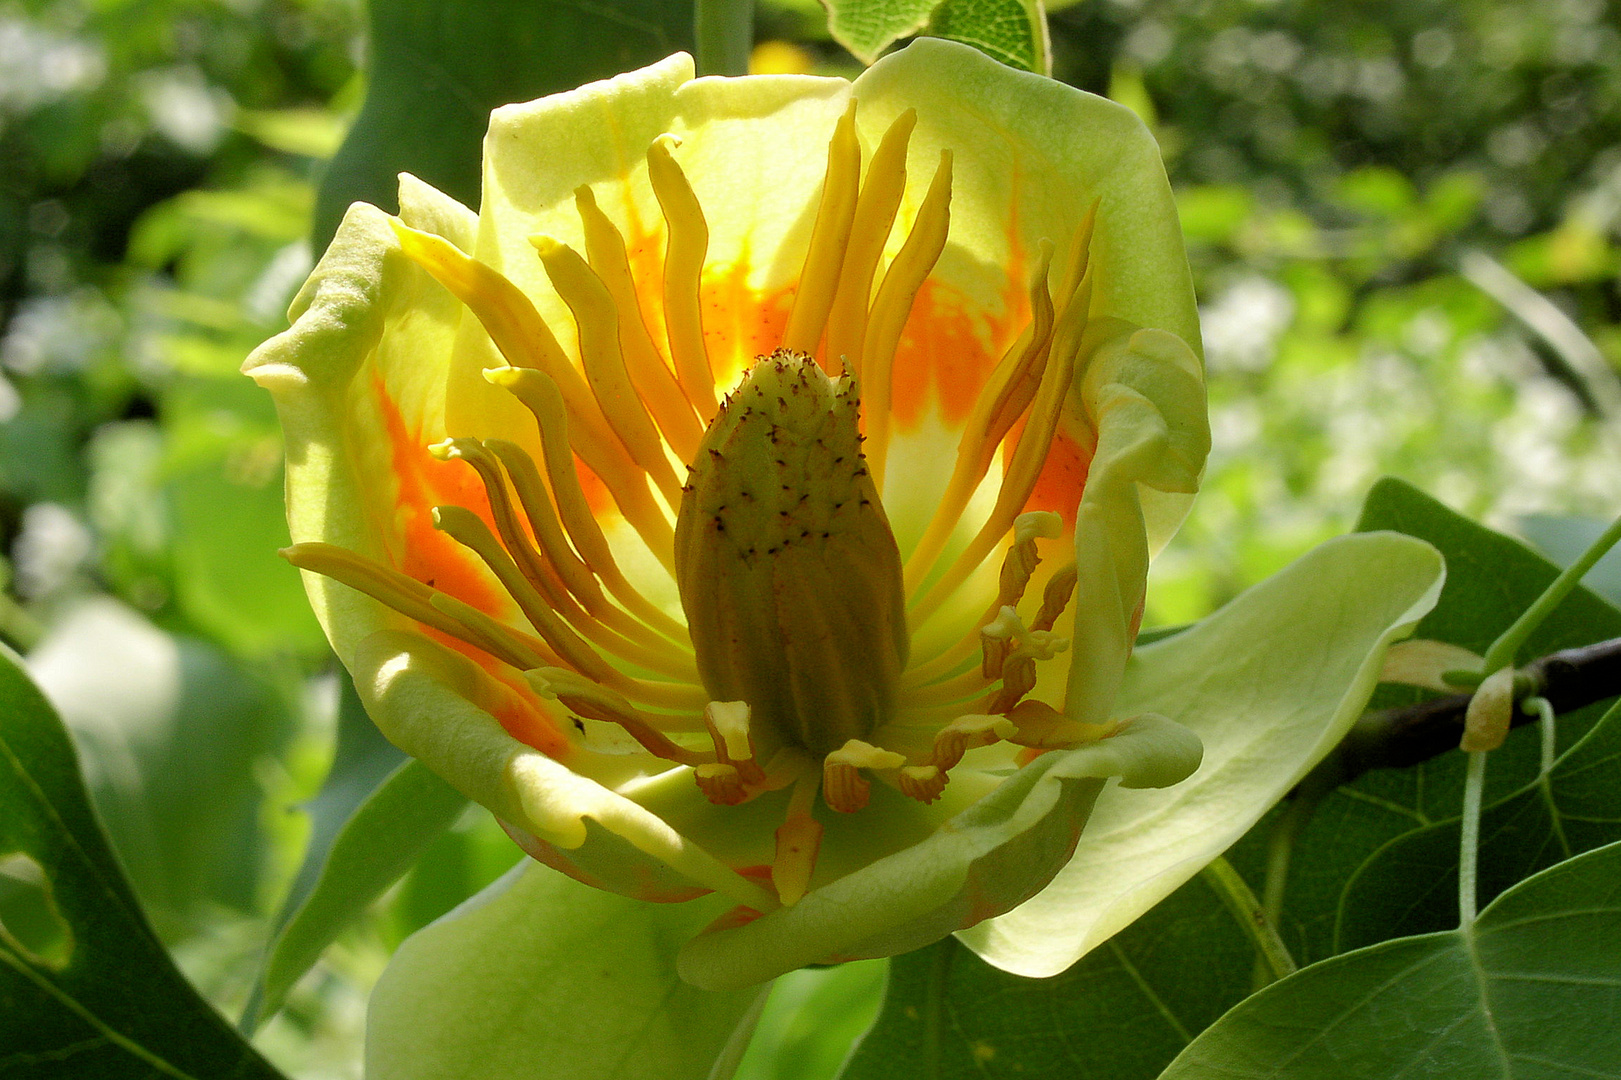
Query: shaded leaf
314 0 694 247
1518 511 1621 606
1160 840 1621 1078
0 646 285 1078
366 862 765 1080
822 0 1049 71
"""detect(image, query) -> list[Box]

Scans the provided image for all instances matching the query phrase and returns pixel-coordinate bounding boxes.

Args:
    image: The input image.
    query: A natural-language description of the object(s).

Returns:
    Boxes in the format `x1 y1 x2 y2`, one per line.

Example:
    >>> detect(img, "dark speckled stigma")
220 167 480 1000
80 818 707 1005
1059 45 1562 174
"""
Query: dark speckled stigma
675 349 908 759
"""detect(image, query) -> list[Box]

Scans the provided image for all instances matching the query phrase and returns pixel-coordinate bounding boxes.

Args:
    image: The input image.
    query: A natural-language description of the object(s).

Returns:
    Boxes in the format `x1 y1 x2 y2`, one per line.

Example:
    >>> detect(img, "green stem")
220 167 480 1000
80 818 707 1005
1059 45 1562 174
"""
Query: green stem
1480 510 1621 675
1458 749 1488 927
1252 795 1315 988
1202 857 1297 986
694 0 753 76
921 941 953 1080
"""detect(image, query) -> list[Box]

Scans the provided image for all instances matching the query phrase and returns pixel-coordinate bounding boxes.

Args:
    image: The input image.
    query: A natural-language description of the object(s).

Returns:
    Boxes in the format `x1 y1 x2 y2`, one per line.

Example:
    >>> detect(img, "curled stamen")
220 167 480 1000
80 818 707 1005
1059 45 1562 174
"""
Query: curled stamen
527 667 712 767
647 134 718 419
822 739 905 813
573 185 703 461
783 98 861 358
1004 699 1118 750
864 149 953 491
531 235 685 508
1032 561 1078 634
897 765 947 803
927 713 1016 771
979 606 1069 714
695 764 747 805
996 511 1064 612
705 700 765 785
827 108 916 379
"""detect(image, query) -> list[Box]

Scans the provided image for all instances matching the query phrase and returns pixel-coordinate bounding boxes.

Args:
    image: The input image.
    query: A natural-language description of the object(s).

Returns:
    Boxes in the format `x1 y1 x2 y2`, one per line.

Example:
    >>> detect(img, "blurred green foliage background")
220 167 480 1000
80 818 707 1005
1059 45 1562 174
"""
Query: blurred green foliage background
0 0 1617 1076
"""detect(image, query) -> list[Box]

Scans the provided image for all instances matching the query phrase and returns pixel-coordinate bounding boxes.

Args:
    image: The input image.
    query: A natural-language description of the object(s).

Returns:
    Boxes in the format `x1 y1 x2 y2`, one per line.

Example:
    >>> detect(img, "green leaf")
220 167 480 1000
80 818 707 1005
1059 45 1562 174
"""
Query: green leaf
314 0 695 248
247 757 465 1031
241 675 406 1031
735 960 886 1080
822 0 1049 71
1336 695 1621 951
1159 840 1621 1078
1253 478 1621 963
1518 512 1621 606
26 599 295 927
366 862 766 1080
0 646 286 1078
843 871 1254 1080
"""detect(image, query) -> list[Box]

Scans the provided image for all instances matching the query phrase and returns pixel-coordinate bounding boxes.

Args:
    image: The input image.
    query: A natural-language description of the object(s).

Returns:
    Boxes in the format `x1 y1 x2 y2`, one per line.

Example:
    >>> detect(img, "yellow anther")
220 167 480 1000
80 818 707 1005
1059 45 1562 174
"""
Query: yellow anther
705 700 764 784
530 234 685 507
822 739 906 813
646 134 718 420
827 108 916 379
695 763 747 805
898 765 947 804
772 771 823 905
864 148 952 491
782 98 861 357
929 714 1017 771
996 511 1064 612
573 185 704 462
1004 699 1119 750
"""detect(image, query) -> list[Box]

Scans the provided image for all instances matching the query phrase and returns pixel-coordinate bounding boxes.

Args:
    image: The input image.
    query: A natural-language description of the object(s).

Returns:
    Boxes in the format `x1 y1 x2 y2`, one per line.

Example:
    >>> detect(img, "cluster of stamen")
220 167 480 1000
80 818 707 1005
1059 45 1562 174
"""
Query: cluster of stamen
287 95 1111 907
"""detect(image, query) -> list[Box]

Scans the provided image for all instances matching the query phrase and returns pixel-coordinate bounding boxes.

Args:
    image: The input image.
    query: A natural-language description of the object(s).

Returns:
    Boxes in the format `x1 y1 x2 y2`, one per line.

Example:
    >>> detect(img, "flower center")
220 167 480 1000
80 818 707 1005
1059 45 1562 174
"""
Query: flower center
675 349 908 757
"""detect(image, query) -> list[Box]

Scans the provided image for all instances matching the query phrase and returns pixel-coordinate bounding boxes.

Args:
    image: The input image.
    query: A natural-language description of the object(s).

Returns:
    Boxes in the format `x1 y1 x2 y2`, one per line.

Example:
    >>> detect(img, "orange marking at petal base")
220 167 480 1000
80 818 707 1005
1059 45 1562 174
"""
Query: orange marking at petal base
1024 432 1093 529
887 280 1022 432
700 260 793 391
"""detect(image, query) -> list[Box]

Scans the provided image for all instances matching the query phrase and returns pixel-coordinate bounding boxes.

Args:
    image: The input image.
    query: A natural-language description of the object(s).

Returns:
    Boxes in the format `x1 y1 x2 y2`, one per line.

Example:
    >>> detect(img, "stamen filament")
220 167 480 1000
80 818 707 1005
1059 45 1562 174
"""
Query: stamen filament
863 148 953 492
826 109 916 380
486 437 690 646
903 242 1055 594
772 768 823 905
488 366 676 570
530 234 686 507
526 667 712 767
282 542 555 672
574 185 704 462
646 135 719 420
782 99 861 358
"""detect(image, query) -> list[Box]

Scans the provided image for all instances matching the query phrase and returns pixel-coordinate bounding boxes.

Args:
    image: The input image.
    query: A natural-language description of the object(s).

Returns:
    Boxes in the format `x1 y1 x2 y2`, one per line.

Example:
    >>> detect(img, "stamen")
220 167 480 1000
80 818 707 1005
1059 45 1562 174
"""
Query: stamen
487 366 676 570
530 235 685 507
694 764 747 805
486 437 690 645
996 511 1064 611
826 109 916 380
977 607 1070 714
433 440 696 677
903 242 1055 595
927 714 1016 771
646 135 719 420
772 769 823 905
574 185 704 462
863 149 953 492
782 99 861 358
907 264 1092 631
1031 561 1078 634
282 542 554 672
1004 698 1118 750
897 766 946 803
822 739 906 813
526 667 712 767
705 700 765 785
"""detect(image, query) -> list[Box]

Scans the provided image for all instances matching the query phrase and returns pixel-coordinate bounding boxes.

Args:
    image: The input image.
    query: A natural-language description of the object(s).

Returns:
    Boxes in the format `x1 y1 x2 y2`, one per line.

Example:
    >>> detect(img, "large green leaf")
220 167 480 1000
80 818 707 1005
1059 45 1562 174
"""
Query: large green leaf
366 862 766 1080
842 871 1253 1080
314 0 694 248
1159 840 1621 1078
246 758 465 1031
735 960 886 1080
1258 477 1621 964
0 646 286 1078
821 0 1050 71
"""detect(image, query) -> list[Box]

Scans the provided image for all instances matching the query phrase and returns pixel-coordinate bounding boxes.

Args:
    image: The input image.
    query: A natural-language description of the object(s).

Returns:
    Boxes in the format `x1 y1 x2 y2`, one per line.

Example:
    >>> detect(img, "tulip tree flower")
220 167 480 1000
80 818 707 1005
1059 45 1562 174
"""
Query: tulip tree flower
245 36 1443 1036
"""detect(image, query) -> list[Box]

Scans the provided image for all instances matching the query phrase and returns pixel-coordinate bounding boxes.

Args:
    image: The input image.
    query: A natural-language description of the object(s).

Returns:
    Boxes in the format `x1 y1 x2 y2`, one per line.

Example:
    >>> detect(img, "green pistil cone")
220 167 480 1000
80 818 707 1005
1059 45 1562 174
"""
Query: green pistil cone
674 350 908 756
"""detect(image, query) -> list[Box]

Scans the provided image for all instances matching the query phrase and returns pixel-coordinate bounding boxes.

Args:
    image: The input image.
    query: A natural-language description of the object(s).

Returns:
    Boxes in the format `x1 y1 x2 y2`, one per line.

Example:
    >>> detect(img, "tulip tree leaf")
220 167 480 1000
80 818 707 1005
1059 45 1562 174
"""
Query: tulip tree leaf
366 861 766 1080
1518 512 1621 606
842 870 1253 1080
1159 839 1621 1079
241 675 413 1032
1336 695 1621 952
314 0 695 248
0 646 286 1078
822 0 1049 72
1256 477 1621 965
